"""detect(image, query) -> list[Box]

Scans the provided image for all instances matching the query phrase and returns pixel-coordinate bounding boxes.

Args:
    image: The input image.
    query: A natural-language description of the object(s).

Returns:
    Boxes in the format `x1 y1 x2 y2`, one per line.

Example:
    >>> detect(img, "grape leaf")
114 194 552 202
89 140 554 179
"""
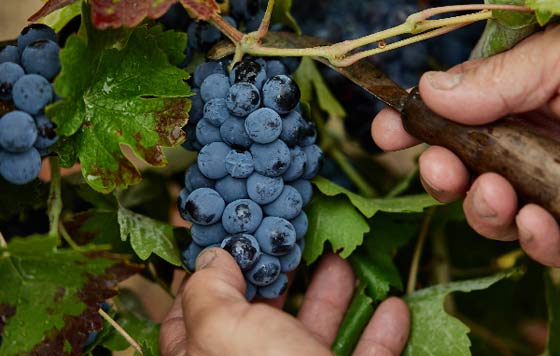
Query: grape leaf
403 270 520 356
38 1 82 32
545 268 560 355
471 0 538 58
47 14 191 193
118 206 182 266
313 176 440 218
91 0 176 29
294 57 346 118
179 0 220 20
304 195 370 264
271 0 301 34
525 0 560 25
0 235 142 356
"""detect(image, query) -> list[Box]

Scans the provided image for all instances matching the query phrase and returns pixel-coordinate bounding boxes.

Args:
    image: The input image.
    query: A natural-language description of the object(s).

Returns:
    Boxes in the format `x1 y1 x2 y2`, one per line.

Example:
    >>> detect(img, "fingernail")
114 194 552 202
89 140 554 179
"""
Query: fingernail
472 186 497 218
517 219 534 244
196 249 217 270
426 71 463 90
420 175 443 196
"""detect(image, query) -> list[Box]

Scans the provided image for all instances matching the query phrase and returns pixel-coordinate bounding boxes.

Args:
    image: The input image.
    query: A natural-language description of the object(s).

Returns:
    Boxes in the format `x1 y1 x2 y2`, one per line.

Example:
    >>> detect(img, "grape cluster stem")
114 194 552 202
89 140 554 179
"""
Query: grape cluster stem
208 1 533 68
47 156 63 240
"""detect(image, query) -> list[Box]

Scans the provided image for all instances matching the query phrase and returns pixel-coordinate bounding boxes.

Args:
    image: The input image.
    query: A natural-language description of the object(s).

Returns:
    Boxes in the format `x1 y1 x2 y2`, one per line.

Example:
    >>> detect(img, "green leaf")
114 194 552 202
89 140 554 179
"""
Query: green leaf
525 0 560 25
332 283 375 356
0 235 141 356
313 176 440 218
544 268 560 355
471 0 538 58
40 0 82 32
118 206 182 266
403 270 521 356
293 57 346 118
303 195 370 264
47 14 191 193
271 0 301 34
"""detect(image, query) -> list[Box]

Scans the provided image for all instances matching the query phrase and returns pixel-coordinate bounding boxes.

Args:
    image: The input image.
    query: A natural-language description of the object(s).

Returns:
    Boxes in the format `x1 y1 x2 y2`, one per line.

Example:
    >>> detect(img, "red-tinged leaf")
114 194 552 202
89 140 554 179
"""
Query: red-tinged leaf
28 0 79 22
90 0 177 29
0 235 143 356
179 0 220 20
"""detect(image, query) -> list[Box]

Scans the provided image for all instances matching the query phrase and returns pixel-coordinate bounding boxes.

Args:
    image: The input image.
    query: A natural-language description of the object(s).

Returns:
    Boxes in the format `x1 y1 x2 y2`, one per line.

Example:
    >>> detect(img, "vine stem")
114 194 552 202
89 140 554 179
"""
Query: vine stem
0 231 7 248
99 308 143 355
59 221 83 251
406 206 437 294
47 156 62 239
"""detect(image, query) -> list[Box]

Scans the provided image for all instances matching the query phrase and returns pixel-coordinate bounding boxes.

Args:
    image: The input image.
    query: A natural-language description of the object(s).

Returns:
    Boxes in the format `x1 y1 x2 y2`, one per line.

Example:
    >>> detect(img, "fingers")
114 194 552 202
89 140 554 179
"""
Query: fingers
181 248 331 356
419 25 560 124
160 279 189 356
298 253 356 345
463 173 518 241
353 297 410 356
516 204 560 267
371 107 421 151
418 146 470 203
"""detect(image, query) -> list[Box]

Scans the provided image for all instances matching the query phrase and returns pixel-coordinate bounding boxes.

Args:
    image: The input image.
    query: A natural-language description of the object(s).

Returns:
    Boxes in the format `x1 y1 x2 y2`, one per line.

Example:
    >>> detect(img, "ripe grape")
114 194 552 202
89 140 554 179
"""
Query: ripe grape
221 234 261 270
254 216 296 255
180 188 225 225
222 199 263 234
0 148 42 185
262 75 300 114
258 273 288 299
12 74 53 115
0 111 38 152
0 62 25 100
244 108 282 144
225 149 254 178
226 82 261 117
21 40 61 81
263 185 303 220
17 24 57 55
246 254 281 286
250 139 291 177
246 173 284 205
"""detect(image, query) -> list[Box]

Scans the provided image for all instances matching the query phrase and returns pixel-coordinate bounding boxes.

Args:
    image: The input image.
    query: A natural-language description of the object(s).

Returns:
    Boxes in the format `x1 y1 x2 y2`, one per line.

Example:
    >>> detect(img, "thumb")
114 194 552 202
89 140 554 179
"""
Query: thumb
418 25 560 125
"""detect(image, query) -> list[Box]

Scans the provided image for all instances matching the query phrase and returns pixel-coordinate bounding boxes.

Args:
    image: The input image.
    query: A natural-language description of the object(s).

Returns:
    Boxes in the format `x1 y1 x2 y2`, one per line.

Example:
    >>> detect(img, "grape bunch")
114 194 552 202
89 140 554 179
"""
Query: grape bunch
178 58 321 300
0 24 60 185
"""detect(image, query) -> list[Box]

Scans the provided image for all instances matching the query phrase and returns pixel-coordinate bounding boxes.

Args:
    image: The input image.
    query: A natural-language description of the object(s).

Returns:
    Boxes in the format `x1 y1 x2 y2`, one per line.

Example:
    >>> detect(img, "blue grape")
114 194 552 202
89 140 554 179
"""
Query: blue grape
299 121 317 146
250 139 291 177
189 88 204 124
195 118 222 145
83 331 98 349
21 40 61 80
200 74 230 102
230 0 262 20
17 24 57 55
191 222 227 246
187 21 222 51
282 146 306 182
180 188 225 225
229 59 267 90
34 114 59 150
244 11 265 32
222 199 263 234
265 60 287 77
262 75 300 114
181 122 202 151
302 145 322 179
263 185 303 220
0 111 38 152
194 61 225 87
215 175 249 203
12 74 53 114
289 179 313 206
246 173 283 205
197 142 230 179
258 273 288 299
225 149 254 178
182 241 203 271
221 234 261 271
279 57 301 74
279 245 301 272
290 212 308 240
203 98 230 127
0 45 19 64
246 280 257 301
226 82 261 117
254 217 296 256
0 148 41 185
158 3 191 31
220 116 252 148
244 108 282 144
245 254 281 286
177 188 191 220
184 164 215 191
279 110 305 147
0 62 25 100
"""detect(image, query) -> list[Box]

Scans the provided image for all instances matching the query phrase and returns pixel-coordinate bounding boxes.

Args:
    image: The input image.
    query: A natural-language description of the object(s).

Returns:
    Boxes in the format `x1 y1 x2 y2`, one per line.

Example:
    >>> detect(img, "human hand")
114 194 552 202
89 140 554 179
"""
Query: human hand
160 248 410 356
371 25 560 266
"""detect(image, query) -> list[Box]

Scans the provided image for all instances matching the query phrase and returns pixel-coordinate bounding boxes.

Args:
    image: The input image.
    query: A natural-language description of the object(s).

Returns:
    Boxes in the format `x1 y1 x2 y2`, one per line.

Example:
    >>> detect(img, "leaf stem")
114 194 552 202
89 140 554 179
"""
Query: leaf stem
406 206 436 294
99 307 143 355
48 156 62 240
255 0 275 42
0 231 7 248
209 13 244 43
329 147 378 198
59 221 84 251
